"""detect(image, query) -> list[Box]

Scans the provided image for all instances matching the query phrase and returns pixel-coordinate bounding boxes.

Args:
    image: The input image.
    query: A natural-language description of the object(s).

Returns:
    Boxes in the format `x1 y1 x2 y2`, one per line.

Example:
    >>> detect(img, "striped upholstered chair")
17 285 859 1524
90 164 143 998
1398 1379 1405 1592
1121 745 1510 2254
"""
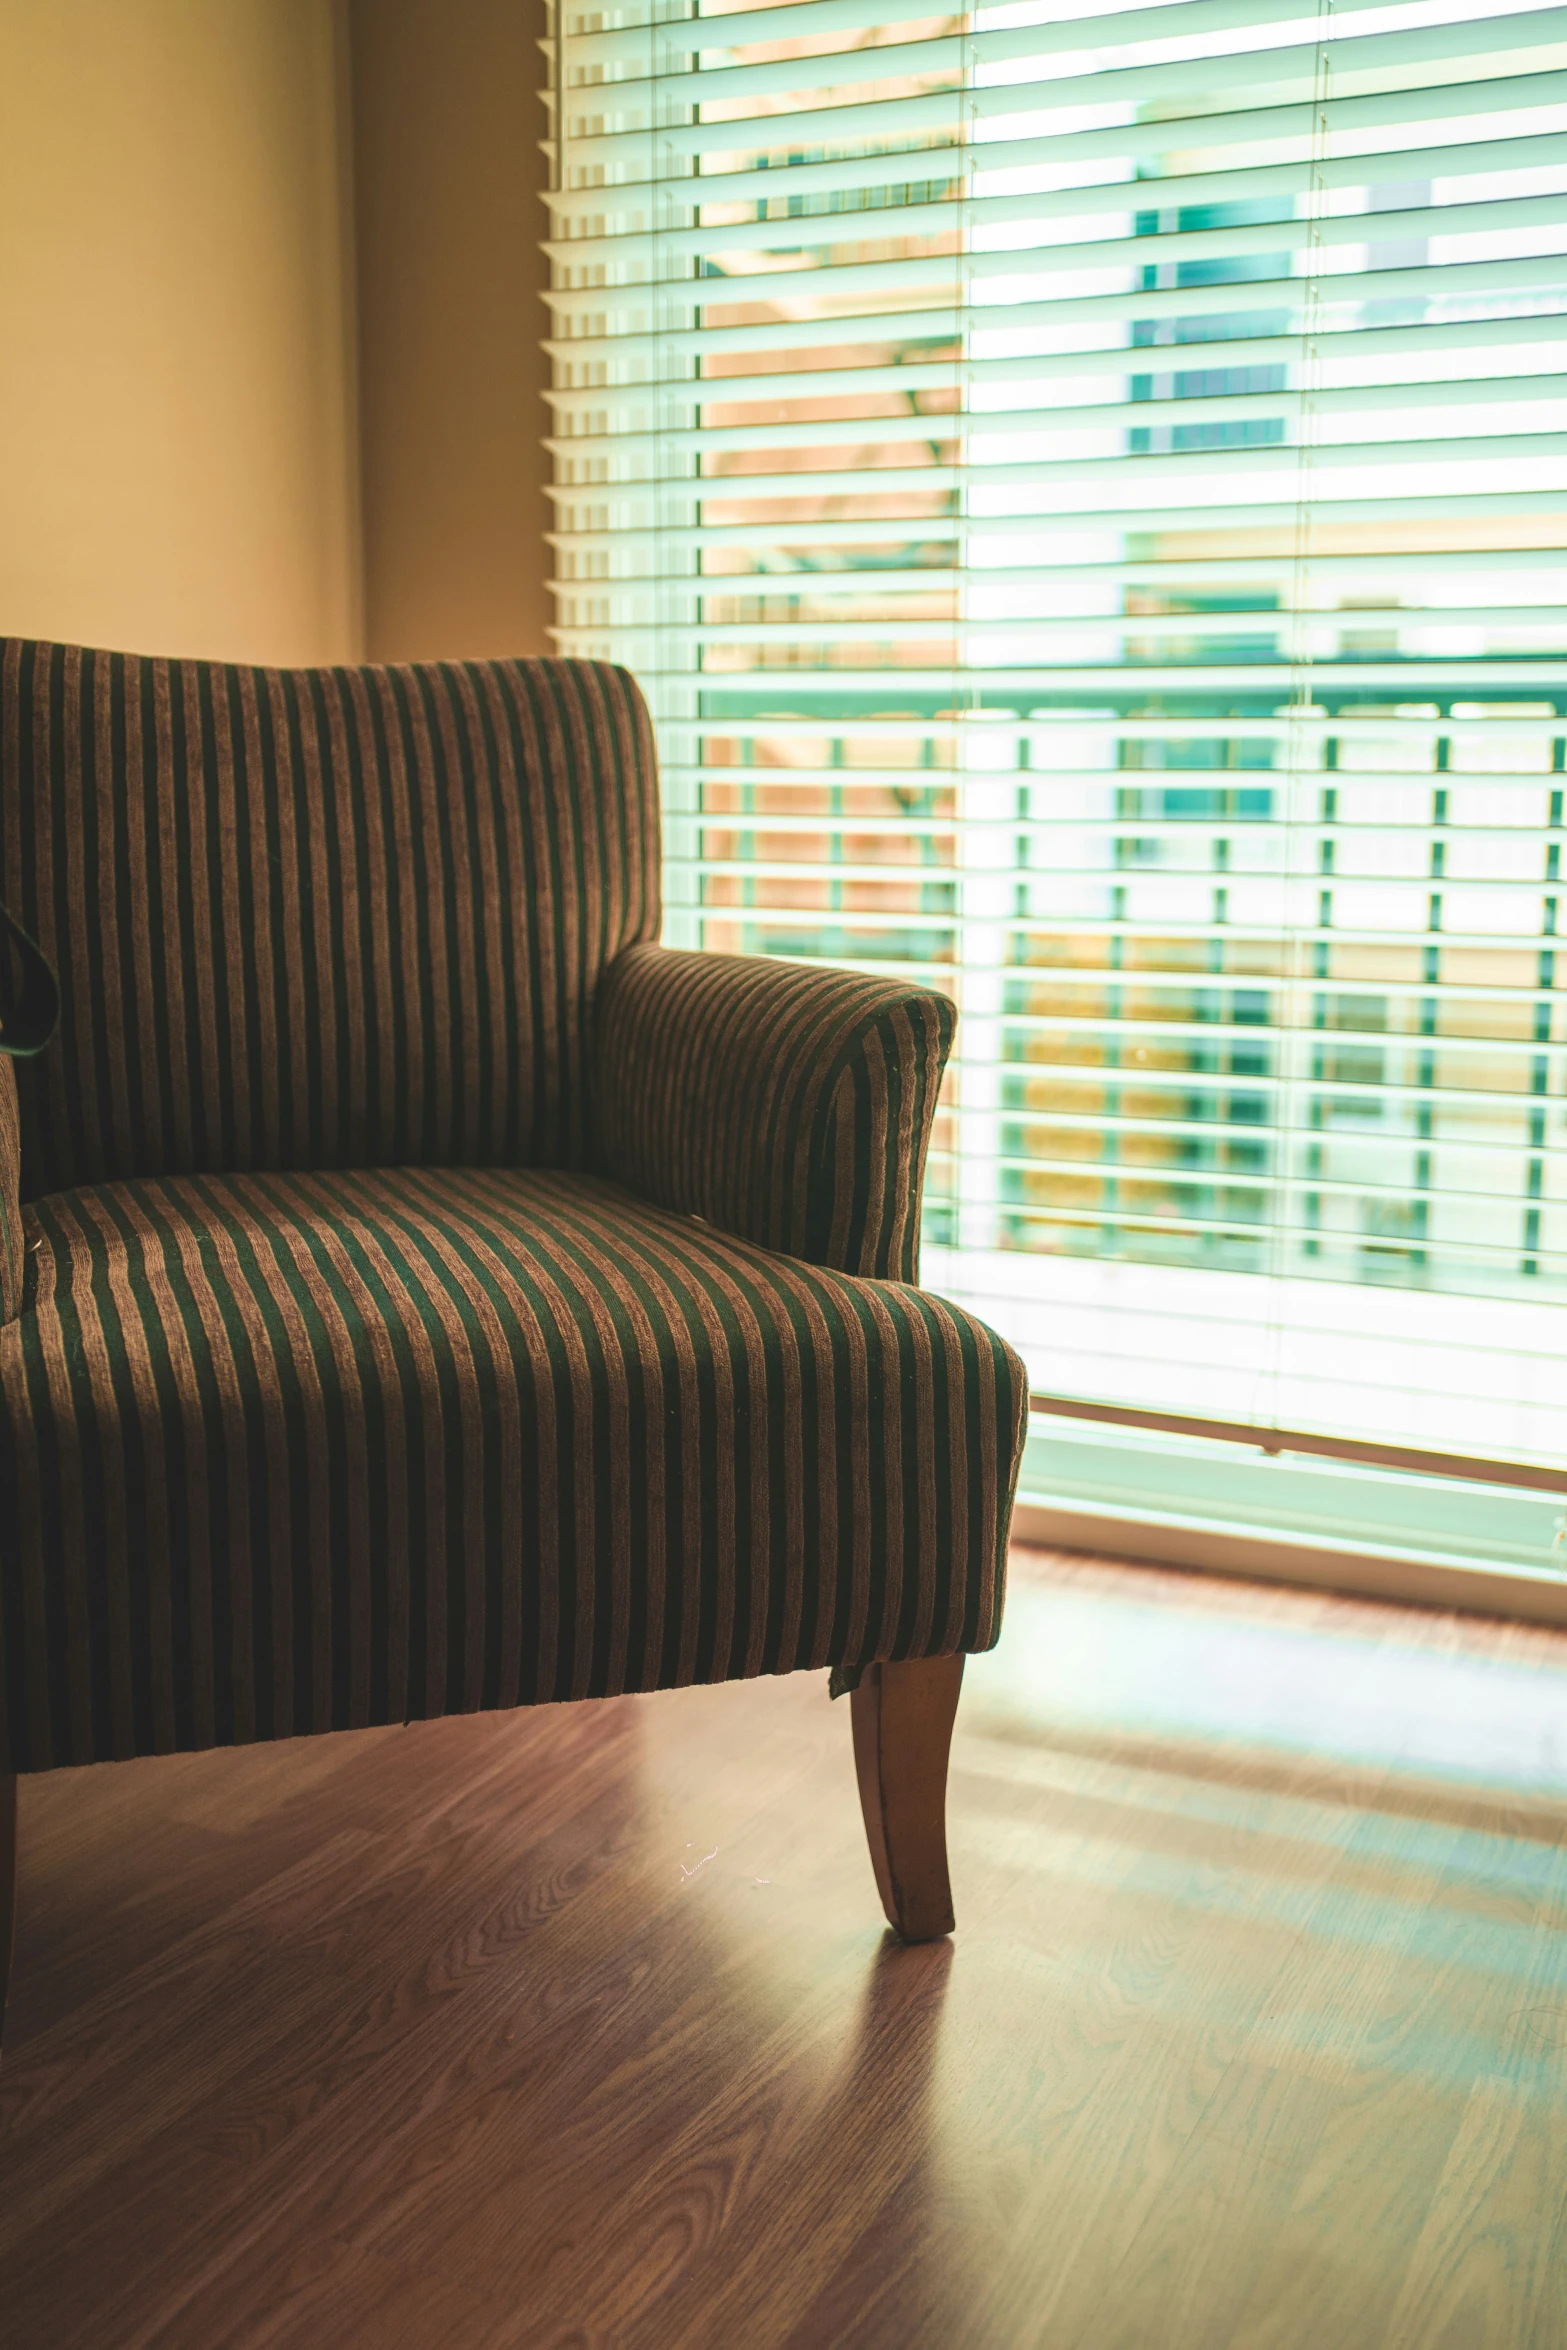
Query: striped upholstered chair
0 642 1027 2037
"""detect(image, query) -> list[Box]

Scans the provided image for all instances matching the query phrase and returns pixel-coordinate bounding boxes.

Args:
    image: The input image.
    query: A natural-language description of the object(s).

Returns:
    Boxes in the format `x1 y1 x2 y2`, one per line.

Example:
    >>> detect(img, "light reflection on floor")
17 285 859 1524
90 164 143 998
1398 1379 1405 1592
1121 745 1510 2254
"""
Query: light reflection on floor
918 1552 1567 2349
967 1554 1567 1793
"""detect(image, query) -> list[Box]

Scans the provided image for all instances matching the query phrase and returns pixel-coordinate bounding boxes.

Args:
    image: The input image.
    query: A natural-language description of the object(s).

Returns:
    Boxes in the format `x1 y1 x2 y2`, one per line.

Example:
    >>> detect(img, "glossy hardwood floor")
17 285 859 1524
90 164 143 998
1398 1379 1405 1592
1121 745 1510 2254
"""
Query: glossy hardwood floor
4 1546 1567 2348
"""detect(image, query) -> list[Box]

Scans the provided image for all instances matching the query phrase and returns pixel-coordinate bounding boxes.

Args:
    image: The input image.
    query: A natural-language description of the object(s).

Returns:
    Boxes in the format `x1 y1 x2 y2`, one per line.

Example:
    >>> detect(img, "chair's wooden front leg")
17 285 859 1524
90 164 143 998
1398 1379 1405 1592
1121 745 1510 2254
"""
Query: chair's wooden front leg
1 1769 15 2057
850 1654 964 1942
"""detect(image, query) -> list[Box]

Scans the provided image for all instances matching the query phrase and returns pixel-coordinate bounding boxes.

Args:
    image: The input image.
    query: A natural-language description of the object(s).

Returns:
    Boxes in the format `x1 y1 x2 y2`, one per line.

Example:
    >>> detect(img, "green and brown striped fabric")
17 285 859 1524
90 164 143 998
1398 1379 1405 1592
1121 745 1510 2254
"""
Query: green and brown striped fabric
1 1166 1025 1769
0 642 1027 1773
594 945 953 1284
0 641 659 1196
0 1062 20 1326
0 901 61 1323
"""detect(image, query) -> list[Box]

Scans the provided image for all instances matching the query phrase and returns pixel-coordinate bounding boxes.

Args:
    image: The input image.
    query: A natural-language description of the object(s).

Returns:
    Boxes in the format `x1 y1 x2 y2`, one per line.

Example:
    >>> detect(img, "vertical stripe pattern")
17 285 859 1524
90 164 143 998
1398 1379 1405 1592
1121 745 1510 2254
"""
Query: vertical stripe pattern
0 900 59 1323
593 945 954 1284
0 643 659 1194
0 1167 1027 1770
0 1060 20 1324
1 640 1028 1774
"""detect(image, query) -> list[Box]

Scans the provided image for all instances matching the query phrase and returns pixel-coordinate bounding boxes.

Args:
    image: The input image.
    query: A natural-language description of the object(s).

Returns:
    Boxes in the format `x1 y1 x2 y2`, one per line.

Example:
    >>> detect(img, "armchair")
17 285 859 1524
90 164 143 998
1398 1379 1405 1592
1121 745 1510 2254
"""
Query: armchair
0 642 1026 2043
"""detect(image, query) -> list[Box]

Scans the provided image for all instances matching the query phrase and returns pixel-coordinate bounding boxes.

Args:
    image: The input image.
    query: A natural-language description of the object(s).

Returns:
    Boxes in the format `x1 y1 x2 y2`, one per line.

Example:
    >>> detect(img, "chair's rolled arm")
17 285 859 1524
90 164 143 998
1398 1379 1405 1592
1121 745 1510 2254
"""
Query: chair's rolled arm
591 943 956 1282
0 903 60 1323
0 1059 22 1325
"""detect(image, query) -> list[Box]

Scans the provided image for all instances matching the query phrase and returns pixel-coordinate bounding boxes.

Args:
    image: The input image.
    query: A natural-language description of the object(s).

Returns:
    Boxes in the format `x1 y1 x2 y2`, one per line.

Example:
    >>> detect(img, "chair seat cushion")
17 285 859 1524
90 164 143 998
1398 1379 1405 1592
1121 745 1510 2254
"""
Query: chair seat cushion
1 1166 1024 1768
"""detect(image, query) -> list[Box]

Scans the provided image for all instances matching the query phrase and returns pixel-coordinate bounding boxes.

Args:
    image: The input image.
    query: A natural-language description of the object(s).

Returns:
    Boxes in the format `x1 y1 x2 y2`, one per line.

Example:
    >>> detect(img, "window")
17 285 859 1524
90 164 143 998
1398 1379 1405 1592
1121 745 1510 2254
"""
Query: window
541 0 1567 1482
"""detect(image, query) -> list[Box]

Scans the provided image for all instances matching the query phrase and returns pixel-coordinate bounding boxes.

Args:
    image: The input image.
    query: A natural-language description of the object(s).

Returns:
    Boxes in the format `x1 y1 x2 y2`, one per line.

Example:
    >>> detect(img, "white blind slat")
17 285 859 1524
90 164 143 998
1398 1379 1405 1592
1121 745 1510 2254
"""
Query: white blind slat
558 0 1543 74
557 38 1567 162
549 178 1567 268
556 7 1567 119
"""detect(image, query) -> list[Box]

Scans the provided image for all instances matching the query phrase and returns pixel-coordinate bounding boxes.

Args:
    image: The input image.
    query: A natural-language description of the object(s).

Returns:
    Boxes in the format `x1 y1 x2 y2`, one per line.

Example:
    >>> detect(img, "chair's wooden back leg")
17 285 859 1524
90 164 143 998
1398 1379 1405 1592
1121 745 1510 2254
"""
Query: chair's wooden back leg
850 1654 964 1942
0 1770 15 2057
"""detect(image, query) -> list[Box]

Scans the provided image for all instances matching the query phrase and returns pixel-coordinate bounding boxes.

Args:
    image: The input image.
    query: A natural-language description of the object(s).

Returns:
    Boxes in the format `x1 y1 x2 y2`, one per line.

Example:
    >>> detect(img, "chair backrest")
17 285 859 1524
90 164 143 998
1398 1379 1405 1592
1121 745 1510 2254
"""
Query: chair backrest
0 643 659 1197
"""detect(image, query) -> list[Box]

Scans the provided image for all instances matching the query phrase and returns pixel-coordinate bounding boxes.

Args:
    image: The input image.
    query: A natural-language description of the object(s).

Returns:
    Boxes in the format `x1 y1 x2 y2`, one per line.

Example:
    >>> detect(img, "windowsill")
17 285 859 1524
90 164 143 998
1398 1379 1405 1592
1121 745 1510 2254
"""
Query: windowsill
1015 1416 1567 1626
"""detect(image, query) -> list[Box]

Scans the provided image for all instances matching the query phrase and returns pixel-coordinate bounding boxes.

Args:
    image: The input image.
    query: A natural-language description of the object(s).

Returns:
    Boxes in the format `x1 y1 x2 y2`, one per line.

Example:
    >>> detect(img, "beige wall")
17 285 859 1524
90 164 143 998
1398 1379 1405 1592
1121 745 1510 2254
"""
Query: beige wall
0 0 553 672
350 0 553 662
0 0 360 665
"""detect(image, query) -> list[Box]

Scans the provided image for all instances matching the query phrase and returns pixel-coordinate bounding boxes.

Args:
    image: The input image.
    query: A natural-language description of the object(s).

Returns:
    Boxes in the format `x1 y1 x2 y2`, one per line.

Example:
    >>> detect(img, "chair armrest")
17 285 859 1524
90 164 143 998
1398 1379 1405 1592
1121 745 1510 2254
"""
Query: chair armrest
591 943 955 1281
0 1059 21 1324
0 903 59 1324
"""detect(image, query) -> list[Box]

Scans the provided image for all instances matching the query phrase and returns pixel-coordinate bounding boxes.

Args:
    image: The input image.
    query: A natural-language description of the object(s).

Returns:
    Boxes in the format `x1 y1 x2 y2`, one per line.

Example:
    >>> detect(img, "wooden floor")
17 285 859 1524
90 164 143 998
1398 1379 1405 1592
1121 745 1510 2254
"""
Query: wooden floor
4 1547 1567 2349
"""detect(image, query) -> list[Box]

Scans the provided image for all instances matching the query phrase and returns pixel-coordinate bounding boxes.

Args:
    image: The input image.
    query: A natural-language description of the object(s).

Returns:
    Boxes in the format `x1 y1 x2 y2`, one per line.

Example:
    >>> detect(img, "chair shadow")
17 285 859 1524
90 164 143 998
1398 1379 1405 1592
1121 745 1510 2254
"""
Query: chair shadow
1 1696 982 2350
762 1929 974 2350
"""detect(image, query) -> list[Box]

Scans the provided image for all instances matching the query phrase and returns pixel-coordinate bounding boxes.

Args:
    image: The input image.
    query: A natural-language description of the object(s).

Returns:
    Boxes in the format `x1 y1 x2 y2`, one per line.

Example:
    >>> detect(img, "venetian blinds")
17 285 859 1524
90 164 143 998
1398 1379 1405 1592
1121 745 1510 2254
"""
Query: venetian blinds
540 0 1567 1469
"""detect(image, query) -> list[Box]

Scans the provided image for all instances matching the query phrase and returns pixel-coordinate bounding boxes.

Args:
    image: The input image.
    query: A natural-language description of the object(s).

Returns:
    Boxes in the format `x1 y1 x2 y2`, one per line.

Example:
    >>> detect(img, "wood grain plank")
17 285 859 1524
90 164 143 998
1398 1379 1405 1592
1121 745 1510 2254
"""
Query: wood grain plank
1378 2073 1564 2350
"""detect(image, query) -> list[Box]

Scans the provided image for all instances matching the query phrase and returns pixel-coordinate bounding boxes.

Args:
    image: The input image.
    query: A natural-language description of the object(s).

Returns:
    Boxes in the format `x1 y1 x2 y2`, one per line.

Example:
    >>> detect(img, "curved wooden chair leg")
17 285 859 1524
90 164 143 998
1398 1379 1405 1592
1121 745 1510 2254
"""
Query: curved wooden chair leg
850 1654 964 1943
1 1770 15 2059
